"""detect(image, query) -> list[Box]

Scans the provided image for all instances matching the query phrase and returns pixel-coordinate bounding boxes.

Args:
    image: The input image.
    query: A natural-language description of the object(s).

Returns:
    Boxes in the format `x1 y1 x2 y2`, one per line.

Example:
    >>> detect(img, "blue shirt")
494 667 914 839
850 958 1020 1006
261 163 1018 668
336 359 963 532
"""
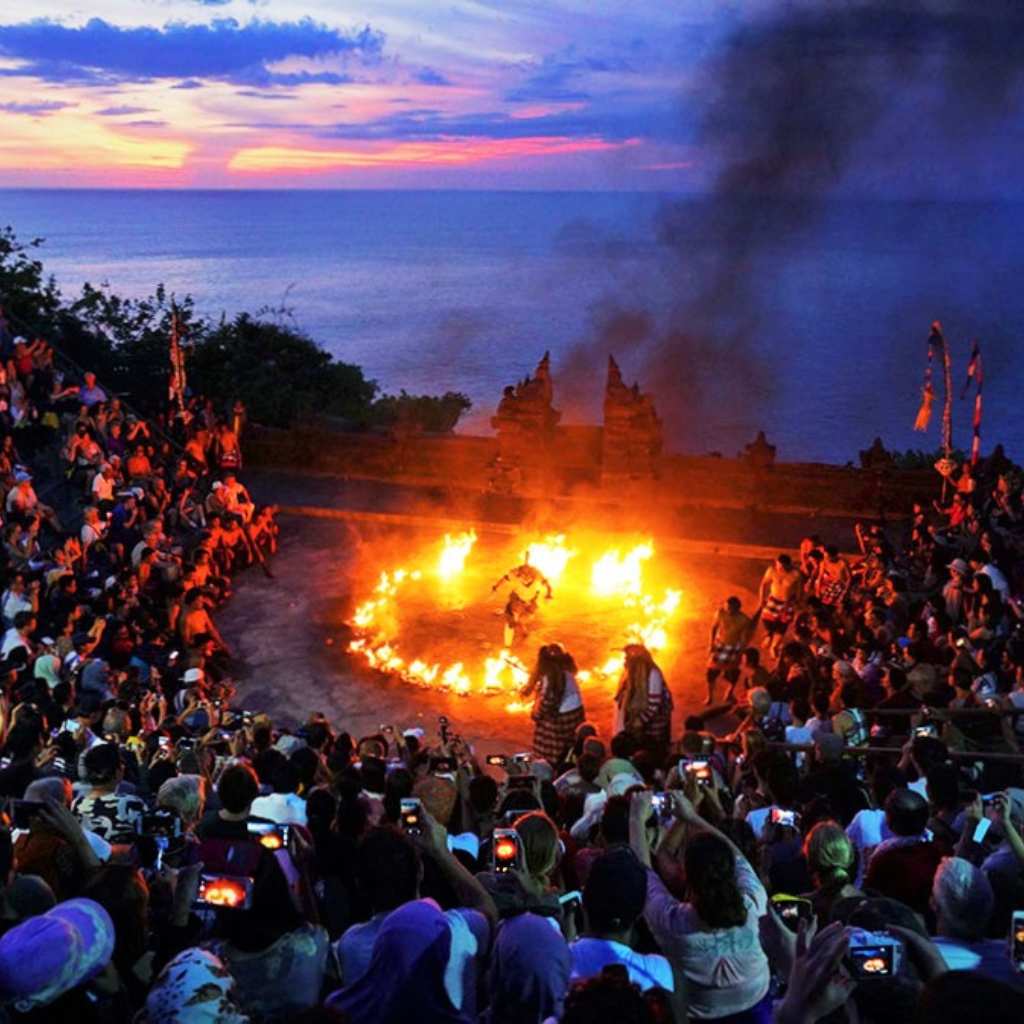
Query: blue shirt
79 384 108 408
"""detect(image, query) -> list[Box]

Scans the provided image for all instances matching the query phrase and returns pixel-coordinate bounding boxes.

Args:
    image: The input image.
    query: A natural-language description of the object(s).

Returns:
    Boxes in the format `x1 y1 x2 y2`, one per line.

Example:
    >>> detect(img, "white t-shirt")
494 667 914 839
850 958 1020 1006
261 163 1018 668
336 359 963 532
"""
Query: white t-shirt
845 808 893 886
785 725 812 768
1 591 31 626
91 474 114 502
250 792 308 826
570 937 674 991
0 627 28 657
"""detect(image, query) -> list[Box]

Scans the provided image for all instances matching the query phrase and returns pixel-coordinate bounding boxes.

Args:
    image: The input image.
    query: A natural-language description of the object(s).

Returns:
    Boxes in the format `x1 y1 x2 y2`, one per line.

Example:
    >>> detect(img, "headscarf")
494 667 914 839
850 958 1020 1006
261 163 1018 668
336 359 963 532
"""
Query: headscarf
33 652 62 690
326 900 470 1024
136 947 249 1023
484 912 570 1024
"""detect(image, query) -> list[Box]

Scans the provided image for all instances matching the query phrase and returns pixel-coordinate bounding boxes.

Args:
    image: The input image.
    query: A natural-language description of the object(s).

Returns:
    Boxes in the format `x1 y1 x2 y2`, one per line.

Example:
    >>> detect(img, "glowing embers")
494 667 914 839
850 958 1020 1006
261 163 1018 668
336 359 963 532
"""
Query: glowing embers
345 531 684 713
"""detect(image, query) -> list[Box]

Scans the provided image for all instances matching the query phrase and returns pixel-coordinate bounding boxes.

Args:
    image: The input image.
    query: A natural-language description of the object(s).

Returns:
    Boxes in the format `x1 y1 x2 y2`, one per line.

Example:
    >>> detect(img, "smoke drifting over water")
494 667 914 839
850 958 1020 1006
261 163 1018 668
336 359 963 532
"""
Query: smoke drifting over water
560 2 1024 455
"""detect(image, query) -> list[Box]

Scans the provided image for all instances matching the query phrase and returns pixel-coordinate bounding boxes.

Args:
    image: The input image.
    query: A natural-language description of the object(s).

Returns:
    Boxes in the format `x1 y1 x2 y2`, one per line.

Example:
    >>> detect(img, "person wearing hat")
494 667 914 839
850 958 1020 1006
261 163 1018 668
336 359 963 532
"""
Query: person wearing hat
0 897 118 1014
205 481 232 519
138 947 250 1024
6 470 61 532
570 846 680 1012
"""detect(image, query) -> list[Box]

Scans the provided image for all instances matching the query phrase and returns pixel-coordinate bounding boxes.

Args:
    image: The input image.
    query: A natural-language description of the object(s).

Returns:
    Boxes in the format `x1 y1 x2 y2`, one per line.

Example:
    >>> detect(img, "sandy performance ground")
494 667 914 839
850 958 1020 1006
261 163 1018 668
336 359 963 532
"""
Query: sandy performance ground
219 516 762 755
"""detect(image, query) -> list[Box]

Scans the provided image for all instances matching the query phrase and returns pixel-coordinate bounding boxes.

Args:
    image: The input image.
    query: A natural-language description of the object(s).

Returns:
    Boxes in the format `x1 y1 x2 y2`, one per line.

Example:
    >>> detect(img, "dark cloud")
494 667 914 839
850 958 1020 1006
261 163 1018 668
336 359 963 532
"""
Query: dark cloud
412 66 450 86
0 16 384 86
0 98 73 115
95 104 154 116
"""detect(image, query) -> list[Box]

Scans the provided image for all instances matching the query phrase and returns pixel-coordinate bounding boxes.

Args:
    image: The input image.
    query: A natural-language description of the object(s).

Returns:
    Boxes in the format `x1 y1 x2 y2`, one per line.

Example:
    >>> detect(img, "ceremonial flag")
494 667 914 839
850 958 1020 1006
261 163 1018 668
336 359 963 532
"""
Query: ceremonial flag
962 341 984 466
961 340 982 398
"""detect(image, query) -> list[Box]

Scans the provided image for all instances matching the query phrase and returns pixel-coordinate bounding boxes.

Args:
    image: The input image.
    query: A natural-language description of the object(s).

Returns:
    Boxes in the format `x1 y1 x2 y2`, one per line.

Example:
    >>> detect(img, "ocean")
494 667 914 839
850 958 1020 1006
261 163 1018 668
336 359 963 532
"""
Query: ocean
1 188 1021 465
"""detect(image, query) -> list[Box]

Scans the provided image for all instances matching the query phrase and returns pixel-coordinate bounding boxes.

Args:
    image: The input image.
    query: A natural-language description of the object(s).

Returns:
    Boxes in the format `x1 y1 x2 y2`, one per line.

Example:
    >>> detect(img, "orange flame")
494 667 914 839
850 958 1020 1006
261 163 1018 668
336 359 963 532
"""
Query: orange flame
438 530 477 580
345 531 683 710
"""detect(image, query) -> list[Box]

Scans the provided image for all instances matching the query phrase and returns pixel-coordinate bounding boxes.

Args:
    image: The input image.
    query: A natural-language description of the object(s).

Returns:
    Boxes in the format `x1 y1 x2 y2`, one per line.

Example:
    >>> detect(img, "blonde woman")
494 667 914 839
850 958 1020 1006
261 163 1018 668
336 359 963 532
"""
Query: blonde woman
801 820 862 925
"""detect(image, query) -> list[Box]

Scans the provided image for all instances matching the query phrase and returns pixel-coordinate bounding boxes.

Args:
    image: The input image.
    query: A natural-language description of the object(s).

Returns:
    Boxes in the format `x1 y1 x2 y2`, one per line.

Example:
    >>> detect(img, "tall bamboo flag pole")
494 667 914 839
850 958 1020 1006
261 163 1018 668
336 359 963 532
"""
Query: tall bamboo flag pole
169 307 187 416
915 321 955 498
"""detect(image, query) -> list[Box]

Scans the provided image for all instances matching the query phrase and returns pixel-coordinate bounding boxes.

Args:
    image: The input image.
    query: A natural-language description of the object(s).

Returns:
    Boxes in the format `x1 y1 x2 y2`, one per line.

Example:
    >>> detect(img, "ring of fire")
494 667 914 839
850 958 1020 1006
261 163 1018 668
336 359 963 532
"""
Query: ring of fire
345 531 687 714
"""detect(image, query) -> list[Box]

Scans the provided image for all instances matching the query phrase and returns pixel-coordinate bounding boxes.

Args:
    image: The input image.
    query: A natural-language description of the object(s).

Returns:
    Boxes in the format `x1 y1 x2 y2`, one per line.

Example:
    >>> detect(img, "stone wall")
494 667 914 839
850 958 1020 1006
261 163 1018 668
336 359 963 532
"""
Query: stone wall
243 422 938 519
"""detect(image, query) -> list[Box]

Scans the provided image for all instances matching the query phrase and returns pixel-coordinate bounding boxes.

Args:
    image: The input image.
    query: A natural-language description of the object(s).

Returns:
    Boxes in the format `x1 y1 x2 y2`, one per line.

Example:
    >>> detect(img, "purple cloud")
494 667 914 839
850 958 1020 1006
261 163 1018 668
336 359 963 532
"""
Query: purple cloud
95 104 154 116
506 48 638 103
0 98 73 115
0 16 384 86
413 67 450 86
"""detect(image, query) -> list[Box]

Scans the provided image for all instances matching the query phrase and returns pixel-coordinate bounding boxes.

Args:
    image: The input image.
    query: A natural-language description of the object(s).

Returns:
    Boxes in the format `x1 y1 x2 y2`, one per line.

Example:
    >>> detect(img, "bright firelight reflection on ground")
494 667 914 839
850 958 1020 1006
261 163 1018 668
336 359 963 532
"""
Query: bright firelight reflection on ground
346 530 686 713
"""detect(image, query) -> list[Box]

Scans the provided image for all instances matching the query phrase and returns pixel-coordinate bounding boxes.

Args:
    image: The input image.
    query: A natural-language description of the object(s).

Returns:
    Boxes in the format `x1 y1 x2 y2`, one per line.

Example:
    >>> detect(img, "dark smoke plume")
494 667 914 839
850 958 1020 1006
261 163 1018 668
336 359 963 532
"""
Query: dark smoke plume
561 1 1024 455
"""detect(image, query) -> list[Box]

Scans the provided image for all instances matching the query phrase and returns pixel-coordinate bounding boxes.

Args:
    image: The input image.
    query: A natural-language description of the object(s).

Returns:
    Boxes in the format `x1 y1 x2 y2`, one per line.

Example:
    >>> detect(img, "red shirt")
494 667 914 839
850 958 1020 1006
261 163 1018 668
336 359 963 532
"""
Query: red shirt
864 838 949 916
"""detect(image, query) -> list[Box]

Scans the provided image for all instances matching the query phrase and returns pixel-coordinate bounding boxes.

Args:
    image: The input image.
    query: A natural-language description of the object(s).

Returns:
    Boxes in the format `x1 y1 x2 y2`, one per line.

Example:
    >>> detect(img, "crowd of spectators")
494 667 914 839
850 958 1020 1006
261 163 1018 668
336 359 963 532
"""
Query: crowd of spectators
0 329 1019 1024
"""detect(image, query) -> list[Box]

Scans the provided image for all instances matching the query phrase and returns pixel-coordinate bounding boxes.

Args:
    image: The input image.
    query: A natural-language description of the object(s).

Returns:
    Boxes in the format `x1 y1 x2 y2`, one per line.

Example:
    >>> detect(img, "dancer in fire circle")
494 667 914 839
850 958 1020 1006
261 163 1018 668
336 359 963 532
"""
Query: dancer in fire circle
521 642 585 765
492 552 553 647
705 596 754 705
757 553 803 659
815 545 851 608
501 591 538 647
614 643 673 757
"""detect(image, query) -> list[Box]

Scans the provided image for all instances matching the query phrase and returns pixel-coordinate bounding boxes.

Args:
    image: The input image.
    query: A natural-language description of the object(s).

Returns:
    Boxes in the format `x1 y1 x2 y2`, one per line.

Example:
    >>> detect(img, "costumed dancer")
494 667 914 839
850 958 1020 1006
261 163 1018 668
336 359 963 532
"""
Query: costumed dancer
706 596 753 705
815 546 851 609
757 553 803 660
492 554 553 647
614 643 673 757
521 643 585 766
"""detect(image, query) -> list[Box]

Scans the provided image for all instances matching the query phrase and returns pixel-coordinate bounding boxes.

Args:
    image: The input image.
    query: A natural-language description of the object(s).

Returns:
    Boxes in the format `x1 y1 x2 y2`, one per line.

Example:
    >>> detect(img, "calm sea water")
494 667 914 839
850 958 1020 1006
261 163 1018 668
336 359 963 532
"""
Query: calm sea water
1 188 1021 464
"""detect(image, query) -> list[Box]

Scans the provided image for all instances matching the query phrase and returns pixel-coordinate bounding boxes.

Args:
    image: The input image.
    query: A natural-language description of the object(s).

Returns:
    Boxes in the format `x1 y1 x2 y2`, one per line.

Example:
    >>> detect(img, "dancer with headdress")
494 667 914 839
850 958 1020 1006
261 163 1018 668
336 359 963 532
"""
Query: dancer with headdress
492 553 553 647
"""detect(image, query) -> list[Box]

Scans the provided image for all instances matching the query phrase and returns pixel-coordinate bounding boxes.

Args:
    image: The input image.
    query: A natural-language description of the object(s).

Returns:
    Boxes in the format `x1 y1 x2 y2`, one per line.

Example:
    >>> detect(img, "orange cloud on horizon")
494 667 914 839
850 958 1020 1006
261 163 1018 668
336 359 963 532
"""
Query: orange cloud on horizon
228 135 637 173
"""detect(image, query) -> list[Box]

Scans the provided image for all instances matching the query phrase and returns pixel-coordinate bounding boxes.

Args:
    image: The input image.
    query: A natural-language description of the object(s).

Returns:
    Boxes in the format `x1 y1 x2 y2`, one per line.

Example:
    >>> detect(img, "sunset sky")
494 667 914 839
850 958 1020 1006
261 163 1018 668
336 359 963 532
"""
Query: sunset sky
0 1 706 189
